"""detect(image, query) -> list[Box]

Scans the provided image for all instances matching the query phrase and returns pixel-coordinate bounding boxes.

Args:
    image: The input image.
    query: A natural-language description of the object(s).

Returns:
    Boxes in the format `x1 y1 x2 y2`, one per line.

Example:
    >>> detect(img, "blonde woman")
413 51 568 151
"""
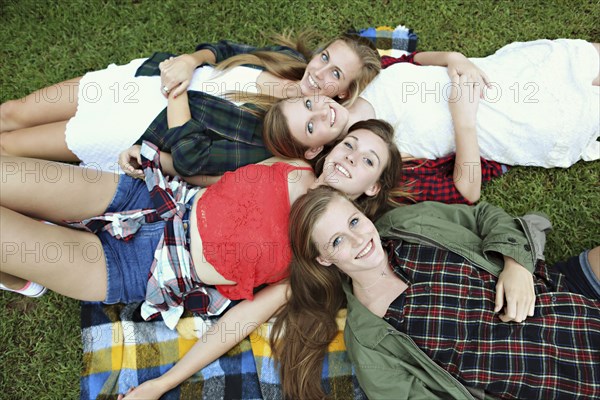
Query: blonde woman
0 34 381 176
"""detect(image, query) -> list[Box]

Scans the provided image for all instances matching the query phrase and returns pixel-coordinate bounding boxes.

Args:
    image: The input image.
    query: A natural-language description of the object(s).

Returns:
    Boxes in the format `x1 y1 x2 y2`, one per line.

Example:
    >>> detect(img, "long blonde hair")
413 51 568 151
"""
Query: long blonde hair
326 33 381 106
271 186 349 400
216 31 380 105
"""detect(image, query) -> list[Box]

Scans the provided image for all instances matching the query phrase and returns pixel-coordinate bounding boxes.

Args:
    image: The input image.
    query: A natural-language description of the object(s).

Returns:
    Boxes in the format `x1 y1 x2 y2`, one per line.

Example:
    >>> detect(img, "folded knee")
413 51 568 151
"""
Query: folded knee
0 133 19 156
0 100 21 132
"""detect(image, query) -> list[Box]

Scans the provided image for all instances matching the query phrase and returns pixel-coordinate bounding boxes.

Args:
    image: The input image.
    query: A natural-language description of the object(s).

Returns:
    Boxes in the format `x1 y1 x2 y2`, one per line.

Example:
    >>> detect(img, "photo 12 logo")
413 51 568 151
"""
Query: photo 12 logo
400 81 539 104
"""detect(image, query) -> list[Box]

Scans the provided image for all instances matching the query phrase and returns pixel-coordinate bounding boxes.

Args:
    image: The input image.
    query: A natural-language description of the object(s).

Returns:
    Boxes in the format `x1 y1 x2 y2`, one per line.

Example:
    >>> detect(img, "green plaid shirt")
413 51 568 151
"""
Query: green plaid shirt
135 52 272 176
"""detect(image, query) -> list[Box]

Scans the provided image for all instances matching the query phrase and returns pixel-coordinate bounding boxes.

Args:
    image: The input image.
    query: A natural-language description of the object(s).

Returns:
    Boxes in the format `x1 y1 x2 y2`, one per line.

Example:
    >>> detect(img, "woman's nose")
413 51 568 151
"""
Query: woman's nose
350 232 365 248
314 66 325 80
318 103 329 120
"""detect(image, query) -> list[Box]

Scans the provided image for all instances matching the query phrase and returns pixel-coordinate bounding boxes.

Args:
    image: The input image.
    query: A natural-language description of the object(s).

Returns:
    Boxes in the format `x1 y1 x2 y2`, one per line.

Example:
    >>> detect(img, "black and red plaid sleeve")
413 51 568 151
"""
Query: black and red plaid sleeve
395 155 508 205
381 52 421 69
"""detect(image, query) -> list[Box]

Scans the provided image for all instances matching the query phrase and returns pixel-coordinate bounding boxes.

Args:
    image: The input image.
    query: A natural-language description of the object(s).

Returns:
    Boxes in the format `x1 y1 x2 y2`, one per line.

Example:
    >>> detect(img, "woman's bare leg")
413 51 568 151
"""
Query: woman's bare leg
0 206 107 301
0 78 81 133
0 121 79 161
0 155 119 222
592 43 600 86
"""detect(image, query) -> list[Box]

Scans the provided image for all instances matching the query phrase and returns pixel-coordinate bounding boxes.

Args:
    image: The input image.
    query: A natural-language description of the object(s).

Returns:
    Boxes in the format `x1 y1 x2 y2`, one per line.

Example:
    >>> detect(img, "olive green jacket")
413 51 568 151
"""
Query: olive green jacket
344 201 552 400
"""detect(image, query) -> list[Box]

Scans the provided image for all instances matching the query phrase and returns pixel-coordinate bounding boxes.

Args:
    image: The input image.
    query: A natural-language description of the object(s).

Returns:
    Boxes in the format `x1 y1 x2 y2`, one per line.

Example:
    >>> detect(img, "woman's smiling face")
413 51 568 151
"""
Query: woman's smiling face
311 196 385 273
281 95 349 151
319 127 389 200
299 39 363 99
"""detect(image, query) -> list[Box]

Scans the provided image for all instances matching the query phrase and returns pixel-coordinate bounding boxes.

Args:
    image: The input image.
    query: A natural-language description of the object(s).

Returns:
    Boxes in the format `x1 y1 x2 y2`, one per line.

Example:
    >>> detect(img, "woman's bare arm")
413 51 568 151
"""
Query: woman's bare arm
119 282 289 399
448 73 482 203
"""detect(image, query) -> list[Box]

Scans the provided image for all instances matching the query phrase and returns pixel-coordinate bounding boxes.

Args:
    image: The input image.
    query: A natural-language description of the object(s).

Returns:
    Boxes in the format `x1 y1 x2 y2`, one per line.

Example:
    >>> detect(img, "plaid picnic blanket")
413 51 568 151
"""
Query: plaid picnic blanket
80 302 366 399
356 24 418 56
80 25 416 399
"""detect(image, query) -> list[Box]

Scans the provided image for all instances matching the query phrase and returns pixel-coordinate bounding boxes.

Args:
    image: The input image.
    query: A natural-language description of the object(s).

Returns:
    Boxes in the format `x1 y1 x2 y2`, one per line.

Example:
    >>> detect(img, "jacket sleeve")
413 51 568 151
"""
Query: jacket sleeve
471 202 542 273
195 40 306 63
378 202 548 274
423 201 541 274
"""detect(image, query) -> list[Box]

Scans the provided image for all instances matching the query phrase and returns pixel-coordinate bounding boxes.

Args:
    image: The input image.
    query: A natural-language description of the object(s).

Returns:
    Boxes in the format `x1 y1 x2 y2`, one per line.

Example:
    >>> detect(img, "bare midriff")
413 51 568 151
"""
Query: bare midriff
188 188 236 286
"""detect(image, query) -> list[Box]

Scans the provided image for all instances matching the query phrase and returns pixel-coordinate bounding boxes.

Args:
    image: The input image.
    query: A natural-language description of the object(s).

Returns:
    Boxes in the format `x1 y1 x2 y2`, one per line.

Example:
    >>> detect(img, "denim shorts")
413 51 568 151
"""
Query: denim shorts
551 249 600 300
99 175 163 304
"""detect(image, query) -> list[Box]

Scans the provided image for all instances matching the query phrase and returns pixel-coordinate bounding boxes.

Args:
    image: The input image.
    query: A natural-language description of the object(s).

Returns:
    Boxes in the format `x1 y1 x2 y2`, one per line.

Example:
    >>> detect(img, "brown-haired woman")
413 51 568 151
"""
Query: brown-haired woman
272 186 600 399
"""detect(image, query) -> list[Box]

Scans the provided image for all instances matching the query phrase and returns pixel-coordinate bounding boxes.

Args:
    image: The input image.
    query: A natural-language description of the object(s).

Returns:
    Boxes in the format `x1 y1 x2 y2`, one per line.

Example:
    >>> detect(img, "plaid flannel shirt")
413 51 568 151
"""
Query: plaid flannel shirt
135 53 272 177
381 52 420 68
397 155 508 205
70 141 230 329
384 241 600 399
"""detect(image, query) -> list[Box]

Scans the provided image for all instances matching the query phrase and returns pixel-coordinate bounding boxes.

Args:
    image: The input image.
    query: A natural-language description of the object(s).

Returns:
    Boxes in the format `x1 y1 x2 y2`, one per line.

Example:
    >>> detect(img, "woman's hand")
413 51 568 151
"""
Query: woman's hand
446 52 490 99
495 256 536 323
159 54 197 98
118 145 144 179
117 378 167 400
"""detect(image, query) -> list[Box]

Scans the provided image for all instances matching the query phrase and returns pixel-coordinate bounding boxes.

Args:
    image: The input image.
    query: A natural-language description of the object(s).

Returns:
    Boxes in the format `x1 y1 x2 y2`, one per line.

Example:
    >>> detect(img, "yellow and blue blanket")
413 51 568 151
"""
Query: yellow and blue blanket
80 302 365 399
353 24 418 56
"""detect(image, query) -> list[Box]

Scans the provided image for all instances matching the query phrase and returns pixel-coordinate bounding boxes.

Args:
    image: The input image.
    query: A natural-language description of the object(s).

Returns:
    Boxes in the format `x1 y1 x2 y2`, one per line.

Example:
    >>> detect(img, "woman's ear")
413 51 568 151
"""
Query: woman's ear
338 90 349 100
364 181 381 197
316 255 333 267
304 146 324 160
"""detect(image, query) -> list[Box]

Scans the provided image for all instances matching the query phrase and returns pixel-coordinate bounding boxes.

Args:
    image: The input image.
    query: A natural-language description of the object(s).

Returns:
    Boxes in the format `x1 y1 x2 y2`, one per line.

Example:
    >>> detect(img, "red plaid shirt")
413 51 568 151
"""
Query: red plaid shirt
384 241 600 399
381 52 420 68
396 155 508 205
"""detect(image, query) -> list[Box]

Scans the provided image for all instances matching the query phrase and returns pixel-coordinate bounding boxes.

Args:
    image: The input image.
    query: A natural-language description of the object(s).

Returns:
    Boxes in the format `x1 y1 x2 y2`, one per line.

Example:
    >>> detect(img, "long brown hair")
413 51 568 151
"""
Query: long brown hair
271 186 349 400
261 98 306 159
215 31 313 81
313 119 403 220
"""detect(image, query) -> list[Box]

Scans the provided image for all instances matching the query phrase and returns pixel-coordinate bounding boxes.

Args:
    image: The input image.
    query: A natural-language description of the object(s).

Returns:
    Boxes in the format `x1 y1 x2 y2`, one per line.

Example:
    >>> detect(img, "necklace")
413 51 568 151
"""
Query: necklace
355 261 390 291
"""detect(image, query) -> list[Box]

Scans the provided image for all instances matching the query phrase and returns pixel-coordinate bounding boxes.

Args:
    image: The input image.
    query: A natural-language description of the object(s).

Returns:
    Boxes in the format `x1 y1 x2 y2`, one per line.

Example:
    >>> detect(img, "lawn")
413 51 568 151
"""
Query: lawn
1 0 598 398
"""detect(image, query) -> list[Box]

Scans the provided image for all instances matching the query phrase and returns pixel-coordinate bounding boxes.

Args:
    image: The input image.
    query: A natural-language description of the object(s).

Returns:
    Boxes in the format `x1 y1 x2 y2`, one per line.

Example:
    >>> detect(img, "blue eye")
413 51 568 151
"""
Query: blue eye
350 217 359 228
321 52 329 62
333 70 340 79
344 142 353 150
332 236 342 247
307 121 314 134
305 99 312 110
364 158 374 167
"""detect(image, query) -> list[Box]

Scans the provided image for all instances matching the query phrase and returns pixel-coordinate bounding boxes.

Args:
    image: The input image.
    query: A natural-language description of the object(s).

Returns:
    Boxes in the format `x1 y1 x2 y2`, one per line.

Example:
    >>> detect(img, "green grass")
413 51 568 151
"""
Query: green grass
1 0 598 398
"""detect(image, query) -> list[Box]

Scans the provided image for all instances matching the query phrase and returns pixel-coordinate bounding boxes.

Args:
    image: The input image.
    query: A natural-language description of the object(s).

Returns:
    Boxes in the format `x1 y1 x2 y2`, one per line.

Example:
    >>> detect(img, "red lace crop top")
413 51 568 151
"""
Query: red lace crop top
196 162 312 300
